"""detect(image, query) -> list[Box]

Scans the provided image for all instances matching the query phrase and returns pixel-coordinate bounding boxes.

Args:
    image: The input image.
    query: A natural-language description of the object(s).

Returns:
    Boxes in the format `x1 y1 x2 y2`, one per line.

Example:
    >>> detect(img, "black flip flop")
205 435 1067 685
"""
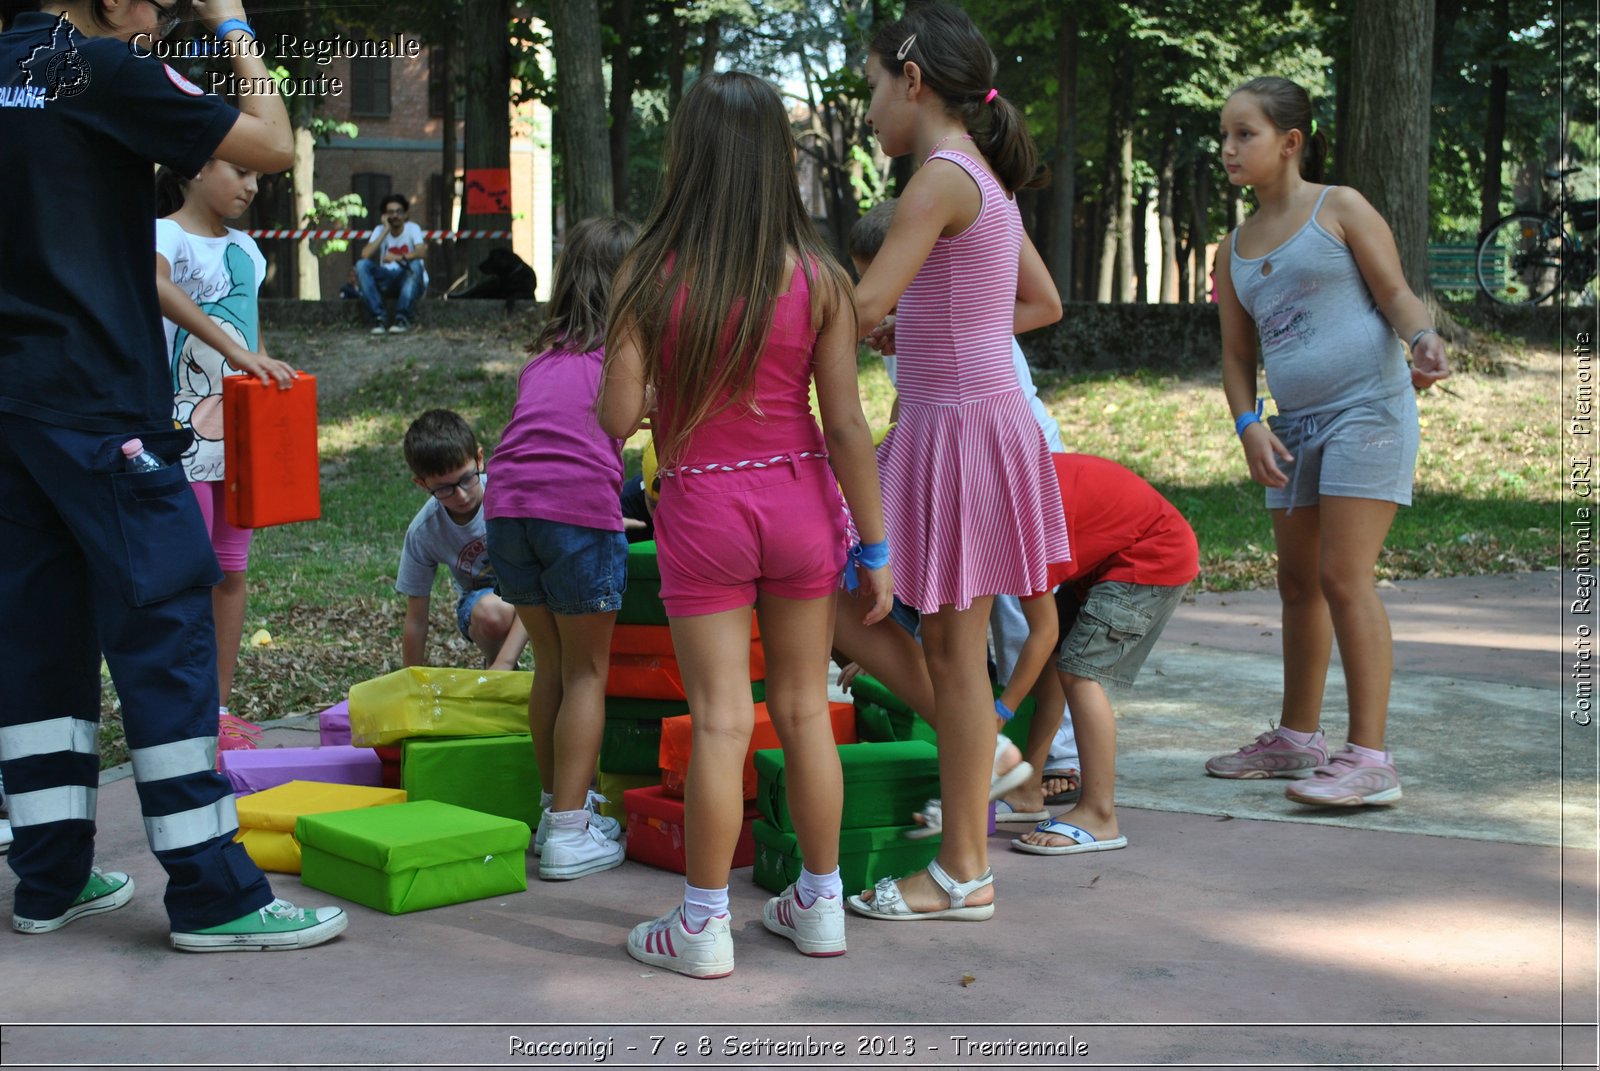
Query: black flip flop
1042 770 1081 807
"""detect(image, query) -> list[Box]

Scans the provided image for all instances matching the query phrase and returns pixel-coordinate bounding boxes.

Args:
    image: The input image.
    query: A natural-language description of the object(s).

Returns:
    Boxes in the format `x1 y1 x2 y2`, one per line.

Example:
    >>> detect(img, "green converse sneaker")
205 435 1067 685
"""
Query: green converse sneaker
170 898 347 953
13 868 134 934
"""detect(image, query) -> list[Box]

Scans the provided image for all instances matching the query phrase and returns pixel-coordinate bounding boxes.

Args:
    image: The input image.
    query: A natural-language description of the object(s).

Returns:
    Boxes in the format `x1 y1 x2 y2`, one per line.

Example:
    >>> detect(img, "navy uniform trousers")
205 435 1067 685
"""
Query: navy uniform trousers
0 414 272 931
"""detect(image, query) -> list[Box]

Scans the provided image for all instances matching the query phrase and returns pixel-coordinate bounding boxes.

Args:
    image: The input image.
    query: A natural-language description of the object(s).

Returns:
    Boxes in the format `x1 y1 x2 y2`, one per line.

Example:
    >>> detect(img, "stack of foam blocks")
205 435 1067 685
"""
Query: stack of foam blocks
243 663 544 914
600 540 770 832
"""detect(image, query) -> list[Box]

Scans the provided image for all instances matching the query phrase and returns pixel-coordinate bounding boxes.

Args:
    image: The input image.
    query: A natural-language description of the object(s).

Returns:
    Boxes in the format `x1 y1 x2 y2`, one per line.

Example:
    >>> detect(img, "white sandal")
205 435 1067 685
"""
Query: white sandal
990 734 1033 801
846 858 995 921
903 798 942 840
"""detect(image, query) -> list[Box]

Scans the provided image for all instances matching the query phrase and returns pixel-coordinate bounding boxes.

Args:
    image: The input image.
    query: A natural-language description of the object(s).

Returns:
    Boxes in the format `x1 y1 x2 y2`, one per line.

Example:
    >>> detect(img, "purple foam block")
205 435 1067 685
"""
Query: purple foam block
318 701 351 747
221 745 381 796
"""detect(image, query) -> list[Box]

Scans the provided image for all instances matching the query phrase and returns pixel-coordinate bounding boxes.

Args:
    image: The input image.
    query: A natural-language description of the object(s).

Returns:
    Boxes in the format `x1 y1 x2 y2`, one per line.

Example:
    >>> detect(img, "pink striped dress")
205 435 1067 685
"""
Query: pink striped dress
877 151 1070 613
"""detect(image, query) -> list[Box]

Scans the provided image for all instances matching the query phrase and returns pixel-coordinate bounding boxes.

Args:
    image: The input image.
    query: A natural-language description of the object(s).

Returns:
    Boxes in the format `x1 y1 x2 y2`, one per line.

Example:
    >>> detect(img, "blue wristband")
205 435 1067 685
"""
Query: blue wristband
843 538 890 593
1234 398 1265 438
994 698 1015 722
215 18 256 40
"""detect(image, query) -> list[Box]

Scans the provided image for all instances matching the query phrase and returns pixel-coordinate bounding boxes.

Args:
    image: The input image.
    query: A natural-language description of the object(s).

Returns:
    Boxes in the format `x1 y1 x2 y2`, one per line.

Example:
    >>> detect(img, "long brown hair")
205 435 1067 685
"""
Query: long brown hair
603 71 853 466
533 214 636 355
869 1 1047 193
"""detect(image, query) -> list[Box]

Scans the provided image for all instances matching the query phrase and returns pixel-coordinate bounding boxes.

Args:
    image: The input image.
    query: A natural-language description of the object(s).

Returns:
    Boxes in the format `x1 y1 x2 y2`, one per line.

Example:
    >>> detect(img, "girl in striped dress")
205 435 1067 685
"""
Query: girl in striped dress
848 1 1069 922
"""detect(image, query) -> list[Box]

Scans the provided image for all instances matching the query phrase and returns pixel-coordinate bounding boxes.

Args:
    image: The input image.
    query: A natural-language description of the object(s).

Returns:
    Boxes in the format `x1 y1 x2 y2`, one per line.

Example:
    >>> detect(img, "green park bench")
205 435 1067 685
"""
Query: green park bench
1429 242 1495 294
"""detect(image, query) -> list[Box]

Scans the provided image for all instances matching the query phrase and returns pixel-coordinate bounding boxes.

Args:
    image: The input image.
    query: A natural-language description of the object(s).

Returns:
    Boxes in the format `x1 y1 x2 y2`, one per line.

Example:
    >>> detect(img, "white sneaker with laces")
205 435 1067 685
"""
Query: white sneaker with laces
762 884 846 956
627 906 733 979
539 821 624 880
534 790 621 855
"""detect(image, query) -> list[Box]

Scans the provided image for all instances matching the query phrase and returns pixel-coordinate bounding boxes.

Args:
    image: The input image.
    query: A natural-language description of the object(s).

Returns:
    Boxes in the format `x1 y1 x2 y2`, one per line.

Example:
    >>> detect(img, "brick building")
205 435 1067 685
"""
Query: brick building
296 44 552 302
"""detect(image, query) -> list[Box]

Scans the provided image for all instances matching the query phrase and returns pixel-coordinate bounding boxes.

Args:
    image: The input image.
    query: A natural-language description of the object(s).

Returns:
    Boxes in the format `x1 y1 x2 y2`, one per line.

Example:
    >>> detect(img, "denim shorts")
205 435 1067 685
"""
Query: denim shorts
455 587 493 640
485 517 627 615
1055 580 1188 688
1265 390 1419 511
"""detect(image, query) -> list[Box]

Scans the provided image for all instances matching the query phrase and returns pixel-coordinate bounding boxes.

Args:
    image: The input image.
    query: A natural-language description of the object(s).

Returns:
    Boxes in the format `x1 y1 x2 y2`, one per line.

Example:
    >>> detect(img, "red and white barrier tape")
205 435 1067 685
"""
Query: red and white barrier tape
243 229 515 240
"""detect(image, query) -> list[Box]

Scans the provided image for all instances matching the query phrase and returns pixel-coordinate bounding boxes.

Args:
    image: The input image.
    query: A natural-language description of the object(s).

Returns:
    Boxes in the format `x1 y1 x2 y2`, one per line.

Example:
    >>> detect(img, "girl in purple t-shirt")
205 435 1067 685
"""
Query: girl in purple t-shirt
484 216 638 882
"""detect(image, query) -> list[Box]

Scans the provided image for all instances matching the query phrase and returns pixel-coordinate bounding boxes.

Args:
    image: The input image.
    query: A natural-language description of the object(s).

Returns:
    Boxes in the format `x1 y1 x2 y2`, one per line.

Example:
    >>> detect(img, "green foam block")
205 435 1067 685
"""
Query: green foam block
401 734 543 832
755 740 941 832
297 800 530 915
751 818 939 895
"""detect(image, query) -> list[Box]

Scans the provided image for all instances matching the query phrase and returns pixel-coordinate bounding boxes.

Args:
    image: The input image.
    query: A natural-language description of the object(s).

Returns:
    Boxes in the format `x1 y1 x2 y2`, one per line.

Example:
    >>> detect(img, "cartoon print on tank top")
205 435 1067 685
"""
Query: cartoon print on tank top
170 243 258 480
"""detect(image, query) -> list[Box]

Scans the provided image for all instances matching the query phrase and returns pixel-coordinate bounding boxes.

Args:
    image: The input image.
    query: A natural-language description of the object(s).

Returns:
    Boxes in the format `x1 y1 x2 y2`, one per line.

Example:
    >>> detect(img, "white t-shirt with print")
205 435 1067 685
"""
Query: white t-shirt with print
369 220 426 262
156 218 266 483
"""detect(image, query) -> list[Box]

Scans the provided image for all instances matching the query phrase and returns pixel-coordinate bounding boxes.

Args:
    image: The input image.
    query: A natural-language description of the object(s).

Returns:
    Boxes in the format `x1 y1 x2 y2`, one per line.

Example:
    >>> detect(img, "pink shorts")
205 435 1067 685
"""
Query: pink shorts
654 459 847 617
189 480 254 573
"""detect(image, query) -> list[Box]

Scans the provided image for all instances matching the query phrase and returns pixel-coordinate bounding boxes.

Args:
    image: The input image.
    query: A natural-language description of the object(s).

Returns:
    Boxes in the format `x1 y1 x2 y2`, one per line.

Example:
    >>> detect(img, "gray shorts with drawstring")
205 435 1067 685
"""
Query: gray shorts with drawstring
1264 389 1419 512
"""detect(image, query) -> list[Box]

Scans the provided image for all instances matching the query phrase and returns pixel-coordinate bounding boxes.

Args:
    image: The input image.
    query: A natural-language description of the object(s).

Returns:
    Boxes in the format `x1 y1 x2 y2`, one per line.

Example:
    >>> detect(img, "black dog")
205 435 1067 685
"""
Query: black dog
446 247 537 311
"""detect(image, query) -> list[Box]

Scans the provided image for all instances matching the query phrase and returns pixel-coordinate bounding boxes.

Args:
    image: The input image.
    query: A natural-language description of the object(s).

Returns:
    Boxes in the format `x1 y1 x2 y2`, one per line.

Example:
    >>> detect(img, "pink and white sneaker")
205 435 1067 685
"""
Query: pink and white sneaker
215 708 262 771
1284 745 1403 807
1205 727 1328 779
762 884 846 957
626 906 734 979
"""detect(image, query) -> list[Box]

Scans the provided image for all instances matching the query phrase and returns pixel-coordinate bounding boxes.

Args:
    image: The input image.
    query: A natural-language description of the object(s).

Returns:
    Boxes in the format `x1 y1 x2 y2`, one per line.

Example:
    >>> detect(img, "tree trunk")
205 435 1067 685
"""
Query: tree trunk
1048 6 1077 301
667 3 685 113
1346 0 1436 299
461 0 512 283
1156 110 1177 303
438 31 457 293
1115 107 1135 303
1190 156 1211 302
700 16 720 74
1132 184 1148 303
610 0 634 213
1094 50 1128 303
551 0 614 225
293 126 319 299
1479 0 1509 229
1331 27 1350 184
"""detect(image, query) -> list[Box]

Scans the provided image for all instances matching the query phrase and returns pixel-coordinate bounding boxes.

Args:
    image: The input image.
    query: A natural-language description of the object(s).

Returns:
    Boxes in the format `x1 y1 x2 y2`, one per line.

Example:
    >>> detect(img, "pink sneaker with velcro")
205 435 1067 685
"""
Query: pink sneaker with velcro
1205 727 1328 779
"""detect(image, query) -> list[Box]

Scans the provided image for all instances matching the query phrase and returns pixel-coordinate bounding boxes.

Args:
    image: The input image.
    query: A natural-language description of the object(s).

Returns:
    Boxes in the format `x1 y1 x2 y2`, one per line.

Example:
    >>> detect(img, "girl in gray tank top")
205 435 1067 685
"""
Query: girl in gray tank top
1207 76 1451 811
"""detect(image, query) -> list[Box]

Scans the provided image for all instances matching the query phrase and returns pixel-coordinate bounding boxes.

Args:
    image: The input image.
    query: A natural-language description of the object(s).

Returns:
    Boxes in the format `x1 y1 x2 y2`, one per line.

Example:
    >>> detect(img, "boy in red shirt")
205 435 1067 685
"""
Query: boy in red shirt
1010 453 1199 856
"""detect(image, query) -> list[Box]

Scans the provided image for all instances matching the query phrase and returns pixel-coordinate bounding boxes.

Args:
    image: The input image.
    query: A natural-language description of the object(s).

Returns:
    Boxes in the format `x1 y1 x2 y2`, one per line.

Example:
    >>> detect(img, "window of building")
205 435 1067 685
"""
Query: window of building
351 173 392 228
350 57 390 117
429 47 446 118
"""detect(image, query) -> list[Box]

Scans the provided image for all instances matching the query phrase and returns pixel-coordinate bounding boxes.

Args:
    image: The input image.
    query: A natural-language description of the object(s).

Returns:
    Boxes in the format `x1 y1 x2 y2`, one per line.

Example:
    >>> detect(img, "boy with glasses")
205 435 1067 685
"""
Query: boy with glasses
397 410 526 669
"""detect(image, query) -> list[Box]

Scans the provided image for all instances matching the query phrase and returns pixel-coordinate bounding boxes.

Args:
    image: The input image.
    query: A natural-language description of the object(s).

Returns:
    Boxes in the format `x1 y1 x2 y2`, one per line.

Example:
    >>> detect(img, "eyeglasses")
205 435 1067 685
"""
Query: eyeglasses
423 469 482 499
144 0 182 39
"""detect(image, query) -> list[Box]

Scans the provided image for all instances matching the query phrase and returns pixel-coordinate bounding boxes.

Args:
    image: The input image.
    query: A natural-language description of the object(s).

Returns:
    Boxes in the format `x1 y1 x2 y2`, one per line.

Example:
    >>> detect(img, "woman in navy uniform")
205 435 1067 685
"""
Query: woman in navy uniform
0 0 346 951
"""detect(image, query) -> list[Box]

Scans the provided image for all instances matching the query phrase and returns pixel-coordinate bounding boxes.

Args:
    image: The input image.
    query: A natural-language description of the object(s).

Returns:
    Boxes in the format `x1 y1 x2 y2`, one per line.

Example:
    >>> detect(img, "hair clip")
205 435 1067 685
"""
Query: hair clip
896 33 917 61
1309 118 1319 136
984 88 999 104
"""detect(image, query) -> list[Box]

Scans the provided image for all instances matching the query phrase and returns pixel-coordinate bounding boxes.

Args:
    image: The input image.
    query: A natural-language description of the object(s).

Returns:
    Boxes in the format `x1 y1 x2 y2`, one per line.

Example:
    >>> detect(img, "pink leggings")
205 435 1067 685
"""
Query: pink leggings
189 480 254 572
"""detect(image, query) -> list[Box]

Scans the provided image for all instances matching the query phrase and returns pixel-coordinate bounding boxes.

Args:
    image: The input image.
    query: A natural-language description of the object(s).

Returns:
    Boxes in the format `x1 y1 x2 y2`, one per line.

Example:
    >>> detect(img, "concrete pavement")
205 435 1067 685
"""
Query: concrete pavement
2 570 1594 1070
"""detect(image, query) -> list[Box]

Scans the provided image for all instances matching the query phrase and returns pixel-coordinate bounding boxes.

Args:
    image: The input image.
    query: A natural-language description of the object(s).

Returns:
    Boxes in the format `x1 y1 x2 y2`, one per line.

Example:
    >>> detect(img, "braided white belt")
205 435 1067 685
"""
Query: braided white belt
659 450 829 478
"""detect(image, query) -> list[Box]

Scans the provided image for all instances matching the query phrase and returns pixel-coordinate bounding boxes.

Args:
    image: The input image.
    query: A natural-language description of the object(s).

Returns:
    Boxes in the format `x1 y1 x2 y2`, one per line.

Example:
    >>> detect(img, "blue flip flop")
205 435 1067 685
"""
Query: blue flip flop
1011 819 1127 856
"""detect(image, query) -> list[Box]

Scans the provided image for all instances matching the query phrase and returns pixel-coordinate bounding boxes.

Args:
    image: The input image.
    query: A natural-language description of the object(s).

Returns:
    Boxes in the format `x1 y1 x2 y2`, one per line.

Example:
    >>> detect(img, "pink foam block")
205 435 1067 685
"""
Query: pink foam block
220 745 381 796
318 701 351 747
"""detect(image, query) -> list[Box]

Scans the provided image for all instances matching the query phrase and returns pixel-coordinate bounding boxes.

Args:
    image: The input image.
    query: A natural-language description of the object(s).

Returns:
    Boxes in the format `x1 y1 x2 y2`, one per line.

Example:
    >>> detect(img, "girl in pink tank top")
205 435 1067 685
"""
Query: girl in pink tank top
849 2 1069 924
600 72 892 979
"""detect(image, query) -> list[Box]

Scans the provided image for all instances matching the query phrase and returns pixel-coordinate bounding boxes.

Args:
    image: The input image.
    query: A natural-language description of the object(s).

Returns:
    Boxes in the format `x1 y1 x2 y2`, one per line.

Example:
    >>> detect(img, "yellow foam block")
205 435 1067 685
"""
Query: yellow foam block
234 779 407 873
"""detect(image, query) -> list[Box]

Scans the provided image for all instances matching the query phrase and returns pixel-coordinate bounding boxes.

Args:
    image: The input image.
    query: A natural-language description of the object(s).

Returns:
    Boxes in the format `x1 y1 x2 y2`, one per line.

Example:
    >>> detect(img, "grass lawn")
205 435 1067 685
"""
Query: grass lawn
95 324 1561 765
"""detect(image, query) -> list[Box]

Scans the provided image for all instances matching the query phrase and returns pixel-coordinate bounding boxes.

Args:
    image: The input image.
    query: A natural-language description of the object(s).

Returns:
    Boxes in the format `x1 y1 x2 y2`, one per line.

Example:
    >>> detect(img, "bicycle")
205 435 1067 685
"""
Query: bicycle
1475 166 1598 306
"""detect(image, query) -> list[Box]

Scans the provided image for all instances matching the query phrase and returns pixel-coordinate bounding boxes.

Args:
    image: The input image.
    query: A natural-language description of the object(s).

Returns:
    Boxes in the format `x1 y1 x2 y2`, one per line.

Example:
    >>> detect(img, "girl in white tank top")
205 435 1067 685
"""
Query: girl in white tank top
1207 76 1451 808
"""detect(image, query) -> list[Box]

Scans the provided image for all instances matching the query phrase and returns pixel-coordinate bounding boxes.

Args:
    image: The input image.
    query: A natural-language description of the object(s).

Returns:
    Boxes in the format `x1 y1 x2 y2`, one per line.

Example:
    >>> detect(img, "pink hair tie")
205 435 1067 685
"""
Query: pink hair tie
984 88 999 104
